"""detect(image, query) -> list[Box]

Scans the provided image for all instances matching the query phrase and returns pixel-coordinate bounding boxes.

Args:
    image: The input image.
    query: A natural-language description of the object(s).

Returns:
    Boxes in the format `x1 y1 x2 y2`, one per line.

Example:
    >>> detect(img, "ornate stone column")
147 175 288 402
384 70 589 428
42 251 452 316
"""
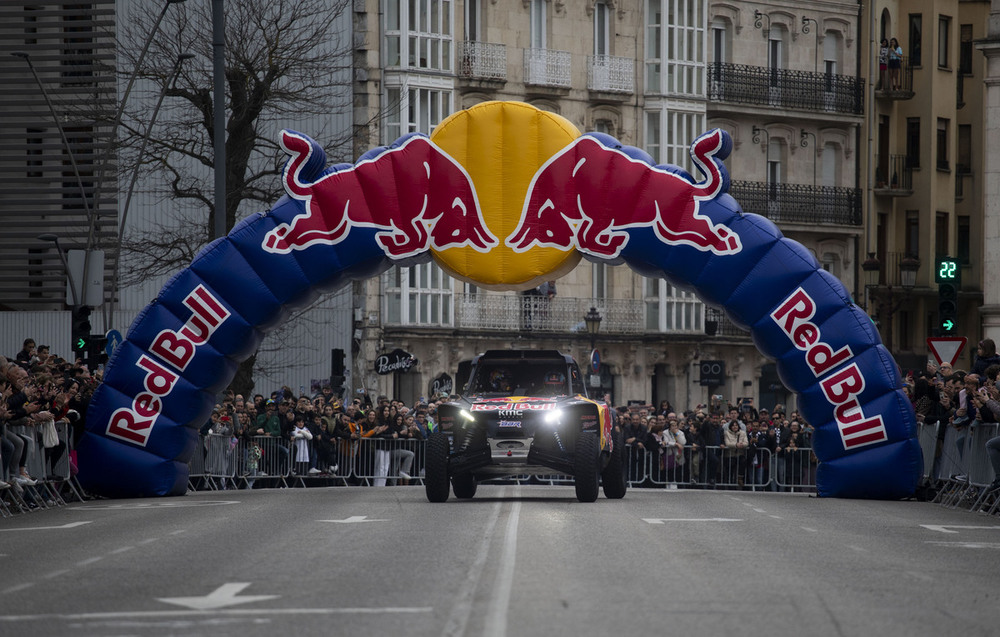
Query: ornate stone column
977 4 1000 342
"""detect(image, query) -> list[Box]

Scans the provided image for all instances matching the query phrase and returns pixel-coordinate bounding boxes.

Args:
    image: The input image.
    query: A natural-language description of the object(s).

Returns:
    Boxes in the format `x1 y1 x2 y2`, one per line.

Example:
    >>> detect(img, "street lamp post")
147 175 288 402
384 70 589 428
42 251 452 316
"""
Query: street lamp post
584 306 602 351
800 129 817 188
801 16 820 75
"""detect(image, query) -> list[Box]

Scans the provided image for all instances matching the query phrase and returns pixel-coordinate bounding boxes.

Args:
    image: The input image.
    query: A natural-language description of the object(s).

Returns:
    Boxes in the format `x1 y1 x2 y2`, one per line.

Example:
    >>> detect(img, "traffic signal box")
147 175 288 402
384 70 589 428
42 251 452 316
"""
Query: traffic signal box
71 305 92 356
936 257 960 335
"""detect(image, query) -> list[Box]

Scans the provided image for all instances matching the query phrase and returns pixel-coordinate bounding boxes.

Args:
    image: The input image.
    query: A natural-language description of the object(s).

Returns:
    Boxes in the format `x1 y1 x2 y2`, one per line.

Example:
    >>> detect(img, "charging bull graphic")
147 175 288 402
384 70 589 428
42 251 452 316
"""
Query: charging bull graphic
79 100 922 501
263 131 499 257
507 129 741 259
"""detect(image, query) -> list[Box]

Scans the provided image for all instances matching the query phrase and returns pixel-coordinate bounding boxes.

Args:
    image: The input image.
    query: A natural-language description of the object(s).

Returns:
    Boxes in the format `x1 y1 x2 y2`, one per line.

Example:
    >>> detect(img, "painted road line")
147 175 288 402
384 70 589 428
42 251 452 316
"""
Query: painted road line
0 521 92 532
643 518 744 524
0 607 434 622
920 524 1000 534
484 500 521 637
318 515 389 523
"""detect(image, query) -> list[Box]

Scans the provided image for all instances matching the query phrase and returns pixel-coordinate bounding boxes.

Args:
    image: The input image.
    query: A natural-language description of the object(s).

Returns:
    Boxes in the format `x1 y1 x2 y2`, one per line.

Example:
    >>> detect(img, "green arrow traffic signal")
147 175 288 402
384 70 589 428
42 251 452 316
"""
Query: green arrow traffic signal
942 319 955 332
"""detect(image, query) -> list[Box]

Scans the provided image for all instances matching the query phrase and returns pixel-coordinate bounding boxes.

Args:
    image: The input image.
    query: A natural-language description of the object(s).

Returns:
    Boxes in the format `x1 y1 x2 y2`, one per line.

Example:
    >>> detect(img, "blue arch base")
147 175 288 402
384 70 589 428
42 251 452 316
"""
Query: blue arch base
79 128 922 499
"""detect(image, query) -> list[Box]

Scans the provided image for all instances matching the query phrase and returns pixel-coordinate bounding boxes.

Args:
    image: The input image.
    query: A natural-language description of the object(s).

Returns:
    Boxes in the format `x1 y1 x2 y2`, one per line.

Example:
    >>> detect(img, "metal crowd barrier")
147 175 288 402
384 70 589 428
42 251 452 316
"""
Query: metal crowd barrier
928 422 1000 514
3 421 81 513
623 444 811 492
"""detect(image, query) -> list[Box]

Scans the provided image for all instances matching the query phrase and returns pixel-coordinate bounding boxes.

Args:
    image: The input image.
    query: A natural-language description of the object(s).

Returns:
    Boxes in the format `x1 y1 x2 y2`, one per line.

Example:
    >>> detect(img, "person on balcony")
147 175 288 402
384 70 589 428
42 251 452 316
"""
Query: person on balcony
888 38 903 90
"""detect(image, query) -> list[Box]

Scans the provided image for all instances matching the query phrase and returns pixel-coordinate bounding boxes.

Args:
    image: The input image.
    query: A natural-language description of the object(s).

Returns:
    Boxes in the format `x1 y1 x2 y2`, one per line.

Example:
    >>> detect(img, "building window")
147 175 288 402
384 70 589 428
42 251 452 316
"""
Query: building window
957 216 970 264
531 0 546 49
959 24 973 75
906 118 920 168
466 0 480 41
385 85 453 142
957 124 971 174
935 212 948 260
767 140 782 185
644 108 705 172
644 278 704 333
645 0 705 97
384 262 454 326
905 210 919 257
938 15 950 69
936 118 949 171
909 14 922 67
820 142 839 187
384 0 453 72
594 2 609 56
644 110 661 164
711 18 729 64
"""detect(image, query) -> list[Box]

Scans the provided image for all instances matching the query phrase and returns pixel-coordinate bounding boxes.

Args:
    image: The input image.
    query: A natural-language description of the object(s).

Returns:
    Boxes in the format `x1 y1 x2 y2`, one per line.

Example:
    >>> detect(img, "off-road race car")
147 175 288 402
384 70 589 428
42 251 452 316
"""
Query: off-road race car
425 350 626 502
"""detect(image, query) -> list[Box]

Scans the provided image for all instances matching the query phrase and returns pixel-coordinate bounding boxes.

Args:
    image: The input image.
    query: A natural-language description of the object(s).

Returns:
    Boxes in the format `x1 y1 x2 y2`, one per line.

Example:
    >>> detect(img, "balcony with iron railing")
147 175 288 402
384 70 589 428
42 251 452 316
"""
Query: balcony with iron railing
728 181 863 226
524 48 572 88
874 56 915 100
458 41 507 82
873 154 914 197
455 294 644 334
587 54 634 94
708 63 863 115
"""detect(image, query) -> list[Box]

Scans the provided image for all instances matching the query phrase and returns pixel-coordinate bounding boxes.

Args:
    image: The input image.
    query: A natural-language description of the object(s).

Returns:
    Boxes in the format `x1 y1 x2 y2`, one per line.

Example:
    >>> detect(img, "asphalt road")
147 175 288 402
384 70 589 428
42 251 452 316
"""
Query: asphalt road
0 486 997 637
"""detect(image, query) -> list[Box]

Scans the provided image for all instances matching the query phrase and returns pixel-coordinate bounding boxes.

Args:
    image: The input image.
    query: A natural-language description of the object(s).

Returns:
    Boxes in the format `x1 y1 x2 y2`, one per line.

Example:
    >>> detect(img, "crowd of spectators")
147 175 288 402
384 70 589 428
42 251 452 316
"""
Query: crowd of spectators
1 338 98 502
6 332 1000 502
903 338 1000 491
616 398 815 490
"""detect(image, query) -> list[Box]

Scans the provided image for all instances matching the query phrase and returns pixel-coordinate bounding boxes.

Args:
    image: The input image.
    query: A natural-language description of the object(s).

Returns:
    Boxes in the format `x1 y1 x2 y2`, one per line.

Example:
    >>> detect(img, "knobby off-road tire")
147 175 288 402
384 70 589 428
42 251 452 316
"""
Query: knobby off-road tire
452 473 478 499
425 432 451 502
574 432 601 502
601 428 627 499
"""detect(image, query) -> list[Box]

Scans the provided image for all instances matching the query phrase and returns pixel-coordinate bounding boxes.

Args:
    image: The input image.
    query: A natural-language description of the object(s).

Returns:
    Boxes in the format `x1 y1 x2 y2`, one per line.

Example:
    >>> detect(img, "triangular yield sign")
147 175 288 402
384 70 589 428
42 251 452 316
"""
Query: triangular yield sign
926 337 967 366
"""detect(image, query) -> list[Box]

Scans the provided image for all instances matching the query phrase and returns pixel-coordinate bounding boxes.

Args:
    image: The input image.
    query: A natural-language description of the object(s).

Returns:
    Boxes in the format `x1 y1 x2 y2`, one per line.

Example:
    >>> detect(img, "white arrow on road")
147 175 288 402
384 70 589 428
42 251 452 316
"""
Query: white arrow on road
0 521 92 532
318 516 388 523
920 524 1000 534
643 518 744 524
157 583 279 611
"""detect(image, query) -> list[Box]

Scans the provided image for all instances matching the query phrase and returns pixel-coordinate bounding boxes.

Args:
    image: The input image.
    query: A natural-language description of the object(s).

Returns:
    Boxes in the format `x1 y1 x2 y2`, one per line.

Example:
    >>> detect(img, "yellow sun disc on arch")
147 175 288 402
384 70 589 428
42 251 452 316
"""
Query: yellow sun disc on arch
429 101 582 290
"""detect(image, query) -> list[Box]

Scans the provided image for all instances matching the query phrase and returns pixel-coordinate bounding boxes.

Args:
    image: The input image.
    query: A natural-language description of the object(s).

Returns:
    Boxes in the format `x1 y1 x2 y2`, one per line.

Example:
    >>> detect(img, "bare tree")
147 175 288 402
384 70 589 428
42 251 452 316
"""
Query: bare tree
111 0 373 395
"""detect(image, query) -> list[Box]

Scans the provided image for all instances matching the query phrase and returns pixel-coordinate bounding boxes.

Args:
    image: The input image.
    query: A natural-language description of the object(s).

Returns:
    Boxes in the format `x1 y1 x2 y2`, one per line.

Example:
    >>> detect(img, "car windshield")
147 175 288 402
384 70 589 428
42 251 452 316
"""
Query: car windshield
466 361 574 398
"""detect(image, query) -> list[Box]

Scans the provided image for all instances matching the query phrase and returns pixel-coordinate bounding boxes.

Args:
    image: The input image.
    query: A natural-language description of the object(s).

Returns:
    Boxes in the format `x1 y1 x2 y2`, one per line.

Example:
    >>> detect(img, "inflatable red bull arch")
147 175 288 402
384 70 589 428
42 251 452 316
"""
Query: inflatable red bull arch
79 101 922 499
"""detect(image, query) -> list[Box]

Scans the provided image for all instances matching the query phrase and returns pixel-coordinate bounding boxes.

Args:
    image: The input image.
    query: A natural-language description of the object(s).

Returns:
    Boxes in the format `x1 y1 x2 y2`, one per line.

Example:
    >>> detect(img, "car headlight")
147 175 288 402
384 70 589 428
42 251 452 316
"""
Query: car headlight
459 409 476 423
543 409 563 425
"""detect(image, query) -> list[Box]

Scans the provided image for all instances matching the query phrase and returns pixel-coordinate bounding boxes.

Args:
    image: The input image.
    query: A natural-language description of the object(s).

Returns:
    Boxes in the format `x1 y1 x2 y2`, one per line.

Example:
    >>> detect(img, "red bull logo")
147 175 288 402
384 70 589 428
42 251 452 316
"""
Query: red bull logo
259 103 742 286
507 129 741 259
263 131 498 258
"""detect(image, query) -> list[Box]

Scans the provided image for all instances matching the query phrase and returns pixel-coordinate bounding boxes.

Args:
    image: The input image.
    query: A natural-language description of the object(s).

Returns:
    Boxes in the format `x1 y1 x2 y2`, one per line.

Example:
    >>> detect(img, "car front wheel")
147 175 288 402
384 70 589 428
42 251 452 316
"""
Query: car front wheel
425 432 451 502
574 432 600 502
601 428 627 499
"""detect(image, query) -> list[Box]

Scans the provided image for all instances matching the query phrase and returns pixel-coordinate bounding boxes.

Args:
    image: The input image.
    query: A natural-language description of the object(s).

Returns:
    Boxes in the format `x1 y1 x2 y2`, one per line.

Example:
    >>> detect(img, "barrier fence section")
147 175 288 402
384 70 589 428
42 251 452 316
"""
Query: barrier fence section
1 420 83 516
928 422 1000 514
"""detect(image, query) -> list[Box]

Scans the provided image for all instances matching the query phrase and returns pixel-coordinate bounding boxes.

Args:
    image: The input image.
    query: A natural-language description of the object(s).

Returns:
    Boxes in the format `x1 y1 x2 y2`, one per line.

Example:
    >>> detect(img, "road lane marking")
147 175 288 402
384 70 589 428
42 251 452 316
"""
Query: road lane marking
158 583 279 611
800 527 818 533
485 501 521 637
920 524 1000 534
76 557 103 567
1 583 34 595
110 546 134 555
318 516 389 523
0 521 92 532
69 501 239 510
0 607 434 622
924 541 1000 549
442 490 505 637
42 569 70 580
643 518 743 524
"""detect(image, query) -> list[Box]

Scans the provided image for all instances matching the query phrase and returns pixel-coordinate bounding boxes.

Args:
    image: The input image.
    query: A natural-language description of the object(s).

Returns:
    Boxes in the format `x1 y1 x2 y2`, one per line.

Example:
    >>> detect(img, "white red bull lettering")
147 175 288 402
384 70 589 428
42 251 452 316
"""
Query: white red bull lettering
105 286 230 447
820 363 888 449
470 402 556 411
771 287 887 450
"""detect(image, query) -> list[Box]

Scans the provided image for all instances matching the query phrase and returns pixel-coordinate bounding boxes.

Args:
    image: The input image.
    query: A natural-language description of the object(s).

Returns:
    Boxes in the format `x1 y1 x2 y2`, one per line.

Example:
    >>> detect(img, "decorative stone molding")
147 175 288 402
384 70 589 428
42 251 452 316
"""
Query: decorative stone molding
711 3 743 34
